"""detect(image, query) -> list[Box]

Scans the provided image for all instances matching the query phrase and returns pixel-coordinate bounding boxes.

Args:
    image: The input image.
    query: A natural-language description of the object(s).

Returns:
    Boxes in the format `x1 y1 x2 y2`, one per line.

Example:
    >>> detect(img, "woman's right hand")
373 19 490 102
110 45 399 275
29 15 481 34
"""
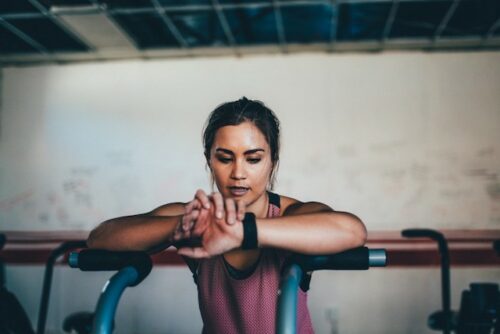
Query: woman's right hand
172 190 246 243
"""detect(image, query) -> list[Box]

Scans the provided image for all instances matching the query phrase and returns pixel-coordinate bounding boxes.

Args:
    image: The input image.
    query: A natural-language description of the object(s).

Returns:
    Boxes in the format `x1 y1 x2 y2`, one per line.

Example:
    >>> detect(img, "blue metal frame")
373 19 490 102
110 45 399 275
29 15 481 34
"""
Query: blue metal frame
276 264 303 334
91 266 138 334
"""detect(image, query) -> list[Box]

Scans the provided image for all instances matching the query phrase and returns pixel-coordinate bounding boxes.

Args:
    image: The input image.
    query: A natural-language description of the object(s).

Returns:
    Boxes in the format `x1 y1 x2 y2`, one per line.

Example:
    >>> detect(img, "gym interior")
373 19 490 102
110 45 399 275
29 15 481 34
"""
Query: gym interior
1 1 499 333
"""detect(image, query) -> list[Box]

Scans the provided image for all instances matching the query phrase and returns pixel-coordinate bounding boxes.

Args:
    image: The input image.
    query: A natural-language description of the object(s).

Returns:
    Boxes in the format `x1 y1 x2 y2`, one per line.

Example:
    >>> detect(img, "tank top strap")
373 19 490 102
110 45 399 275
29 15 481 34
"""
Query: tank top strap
267 191 281 209
266 191 281 219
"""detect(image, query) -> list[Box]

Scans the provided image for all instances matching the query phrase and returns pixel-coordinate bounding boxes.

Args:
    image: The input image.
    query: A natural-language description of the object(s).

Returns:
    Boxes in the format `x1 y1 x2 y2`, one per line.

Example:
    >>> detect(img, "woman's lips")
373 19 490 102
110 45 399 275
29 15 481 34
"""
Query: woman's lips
229 187 249 196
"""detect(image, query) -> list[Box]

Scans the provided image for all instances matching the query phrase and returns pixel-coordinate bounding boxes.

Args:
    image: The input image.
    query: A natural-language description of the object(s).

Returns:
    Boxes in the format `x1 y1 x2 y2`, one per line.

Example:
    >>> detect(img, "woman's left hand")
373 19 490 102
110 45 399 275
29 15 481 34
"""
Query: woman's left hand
177 193 246 258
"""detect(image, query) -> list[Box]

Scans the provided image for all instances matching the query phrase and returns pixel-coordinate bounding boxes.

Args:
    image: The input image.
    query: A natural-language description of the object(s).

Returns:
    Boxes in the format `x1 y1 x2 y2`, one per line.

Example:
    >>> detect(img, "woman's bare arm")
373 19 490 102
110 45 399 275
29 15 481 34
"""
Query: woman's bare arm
177 198 367 258
86 202 185 252
257 201 367 254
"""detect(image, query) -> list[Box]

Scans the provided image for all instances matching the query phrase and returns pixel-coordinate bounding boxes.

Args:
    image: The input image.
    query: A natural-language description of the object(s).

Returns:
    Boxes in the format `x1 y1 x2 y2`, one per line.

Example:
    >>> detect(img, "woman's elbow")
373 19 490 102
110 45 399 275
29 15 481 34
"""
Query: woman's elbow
86 224 108 249
344 213 367 248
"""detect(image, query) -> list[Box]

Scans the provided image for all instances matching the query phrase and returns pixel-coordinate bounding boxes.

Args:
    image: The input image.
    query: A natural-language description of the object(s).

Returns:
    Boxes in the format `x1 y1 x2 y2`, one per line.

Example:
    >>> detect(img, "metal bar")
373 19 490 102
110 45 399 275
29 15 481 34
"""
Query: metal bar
272 0 288 53
2 36 500 66
433 0 460 41
381 0 399 42
27 0 96 53
150 0 189 48
328 0 339 52
212 0 239 56
1 0 480 20
276 264 302 334
485 17 500 40
0 17 50 55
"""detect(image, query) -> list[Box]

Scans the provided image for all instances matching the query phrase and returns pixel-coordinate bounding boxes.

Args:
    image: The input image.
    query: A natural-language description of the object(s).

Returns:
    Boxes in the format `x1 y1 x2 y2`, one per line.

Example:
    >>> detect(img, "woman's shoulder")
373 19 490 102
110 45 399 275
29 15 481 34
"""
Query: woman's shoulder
277 193 334 216
276 194 302 216
149 202 186 216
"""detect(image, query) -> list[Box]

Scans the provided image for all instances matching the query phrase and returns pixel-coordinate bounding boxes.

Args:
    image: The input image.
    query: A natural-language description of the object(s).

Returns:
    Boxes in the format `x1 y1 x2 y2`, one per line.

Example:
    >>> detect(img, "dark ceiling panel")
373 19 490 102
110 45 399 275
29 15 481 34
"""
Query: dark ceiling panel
170 10 227 47
112 13 180 48
157 0 211 5
0 1 40 14
218 0 270 4
38 0 94 7
337 2 392 41
390 1 450 39
7 17 89 51
223 7 277 45
442 0 500 37
100 0 152 8
102 0 211 8
281 4 333 43
0 25 39 53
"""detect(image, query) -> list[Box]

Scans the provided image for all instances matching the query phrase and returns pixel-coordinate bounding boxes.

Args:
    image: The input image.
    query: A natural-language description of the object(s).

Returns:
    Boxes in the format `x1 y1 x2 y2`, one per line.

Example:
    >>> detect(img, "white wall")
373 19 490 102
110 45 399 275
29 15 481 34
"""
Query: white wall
1 51 500 231
1 51 500 333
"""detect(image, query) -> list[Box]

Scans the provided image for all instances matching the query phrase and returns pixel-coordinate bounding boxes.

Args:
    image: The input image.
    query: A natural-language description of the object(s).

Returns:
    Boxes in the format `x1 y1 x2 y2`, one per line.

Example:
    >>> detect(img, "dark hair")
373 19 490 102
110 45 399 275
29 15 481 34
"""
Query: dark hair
203 97 281 190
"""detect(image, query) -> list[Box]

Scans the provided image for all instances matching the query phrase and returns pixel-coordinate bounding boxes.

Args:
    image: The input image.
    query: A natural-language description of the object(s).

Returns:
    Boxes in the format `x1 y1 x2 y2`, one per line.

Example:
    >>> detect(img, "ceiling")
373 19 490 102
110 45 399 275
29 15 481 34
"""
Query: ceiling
1 0 499 66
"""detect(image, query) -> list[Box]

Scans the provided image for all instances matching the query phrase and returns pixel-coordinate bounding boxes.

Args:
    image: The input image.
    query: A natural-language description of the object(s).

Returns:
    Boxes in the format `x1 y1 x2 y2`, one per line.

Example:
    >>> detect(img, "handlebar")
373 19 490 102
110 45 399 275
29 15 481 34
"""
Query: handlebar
277 247 387 334
69 249 152 287
69 249 153 334
70 247 385 334
285 247 387 272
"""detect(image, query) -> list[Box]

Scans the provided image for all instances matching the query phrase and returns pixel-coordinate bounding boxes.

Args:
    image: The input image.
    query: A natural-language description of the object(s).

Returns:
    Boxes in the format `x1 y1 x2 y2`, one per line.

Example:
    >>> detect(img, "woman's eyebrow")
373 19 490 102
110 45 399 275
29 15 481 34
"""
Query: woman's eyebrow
215 148 265 155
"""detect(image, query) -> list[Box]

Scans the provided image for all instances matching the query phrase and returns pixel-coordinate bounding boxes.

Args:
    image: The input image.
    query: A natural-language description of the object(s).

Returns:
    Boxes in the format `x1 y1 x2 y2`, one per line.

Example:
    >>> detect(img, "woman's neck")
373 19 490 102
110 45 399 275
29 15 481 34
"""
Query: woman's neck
247 190 269 219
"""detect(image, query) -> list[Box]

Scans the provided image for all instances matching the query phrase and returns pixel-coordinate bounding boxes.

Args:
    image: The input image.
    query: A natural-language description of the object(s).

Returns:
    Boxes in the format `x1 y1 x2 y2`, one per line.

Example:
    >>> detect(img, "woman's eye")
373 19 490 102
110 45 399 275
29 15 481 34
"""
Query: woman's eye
218 157 232 163
248 158 261 164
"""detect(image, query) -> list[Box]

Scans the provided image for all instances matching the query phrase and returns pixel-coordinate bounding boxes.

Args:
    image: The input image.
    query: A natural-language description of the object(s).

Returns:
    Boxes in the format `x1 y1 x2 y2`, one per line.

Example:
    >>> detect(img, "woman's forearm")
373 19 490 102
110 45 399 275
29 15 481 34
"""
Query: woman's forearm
256 211 367 254
87 214 181 252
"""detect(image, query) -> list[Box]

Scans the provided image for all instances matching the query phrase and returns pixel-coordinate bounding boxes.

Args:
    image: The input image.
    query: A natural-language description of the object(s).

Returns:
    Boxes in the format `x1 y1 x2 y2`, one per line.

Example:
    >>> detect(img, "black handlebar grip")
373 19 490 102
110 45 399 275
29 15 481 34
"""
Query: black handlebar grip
69 249 153 286
288 247 374 272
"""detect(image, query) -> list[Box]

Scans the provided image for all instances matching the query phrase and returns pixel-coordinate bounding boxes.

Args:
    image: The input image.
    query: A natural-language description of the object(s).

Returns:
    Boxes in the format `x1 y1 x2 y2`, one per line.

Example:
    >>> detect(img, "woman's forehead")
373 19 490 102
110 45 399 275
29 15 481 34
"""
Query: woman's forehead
212 122 269 152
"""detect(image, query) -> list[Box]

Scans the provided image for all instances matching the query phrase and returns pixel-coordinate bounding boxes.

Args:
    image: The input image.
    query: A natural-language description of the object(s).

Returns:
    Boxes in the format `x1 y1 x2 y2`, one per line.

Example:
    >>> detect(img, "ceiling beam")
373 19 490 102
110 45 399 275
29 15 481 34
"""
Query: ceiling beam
328 0 339 52
381 0 399 43
485 17 500 41
212 0 239 56
2 36 500 66
0 17 51 56
0 0 479 19
27 0 93 53
272 0 288 54
150 0 189 50
433 0 461 42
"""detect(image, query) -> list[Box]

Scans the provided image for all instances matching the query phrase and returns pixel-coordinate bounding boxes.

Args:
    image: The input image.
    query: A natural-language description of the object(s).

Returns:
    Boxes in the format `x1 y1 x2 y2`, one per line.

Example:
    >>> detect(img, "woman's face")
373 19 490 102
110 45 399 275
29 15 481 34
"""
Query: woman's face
209 121 273 206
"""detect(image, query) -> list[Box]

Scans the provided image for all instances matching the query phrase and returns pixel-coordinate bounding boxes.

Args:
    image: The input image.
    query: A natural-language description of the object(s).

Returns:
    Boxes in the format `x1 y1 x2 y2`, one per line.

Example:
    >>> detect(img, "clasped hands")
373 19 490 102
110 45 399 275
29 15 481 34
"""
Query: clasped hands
172 189 247 258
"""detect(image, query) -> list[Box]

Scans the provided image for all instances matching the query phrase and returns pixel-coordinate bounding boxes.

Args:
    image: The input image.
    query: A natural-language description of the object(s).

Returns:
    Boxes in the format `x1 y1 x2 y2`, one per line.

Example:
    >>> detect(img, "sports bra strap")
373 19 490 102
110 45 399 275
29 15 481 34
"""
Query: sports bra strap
267 191 281 208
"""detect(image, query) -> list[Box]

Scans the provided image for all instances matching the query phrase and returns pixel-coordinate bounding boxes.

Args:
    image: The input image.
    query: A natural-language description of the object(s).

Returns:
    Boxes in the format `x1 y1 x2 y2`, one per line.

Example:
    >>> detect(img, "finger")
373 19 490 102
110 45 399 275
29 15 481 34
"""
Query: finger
182 209 199 232
195 189 211 210
236 200 246 221
187 210 200 236
192 209 210 236
177 247 210 259
211 192 224 219
184 199 201 214
225 198 236 225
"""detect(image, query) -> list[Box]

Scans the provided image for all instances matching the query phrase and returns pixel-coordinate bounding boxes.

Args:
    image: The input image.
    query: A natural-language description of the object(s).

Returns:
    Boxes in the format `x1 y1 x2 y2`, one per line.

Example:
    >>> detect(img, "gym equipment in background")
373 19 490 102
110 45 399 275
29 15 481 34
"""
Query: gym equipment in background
0 234 91 334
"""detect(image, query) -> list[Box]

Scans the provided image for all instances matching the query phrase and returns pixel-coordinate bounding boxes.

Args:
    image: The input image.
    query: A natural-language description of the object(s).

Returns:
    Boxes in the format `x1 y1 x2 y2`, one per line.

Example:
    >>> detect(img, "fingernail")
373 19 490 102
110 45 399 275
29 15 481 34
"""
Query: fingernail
216 211 222 219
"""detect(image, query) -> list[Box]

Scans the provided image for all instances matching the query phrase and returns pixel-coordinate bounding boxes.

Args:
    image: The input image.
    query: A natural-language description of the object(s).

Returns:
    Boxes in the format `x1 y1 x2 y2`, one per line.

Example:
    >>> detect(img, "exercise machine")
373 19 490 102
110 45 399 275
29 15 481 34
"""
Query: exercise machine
402 228 499 334
68 246 387 334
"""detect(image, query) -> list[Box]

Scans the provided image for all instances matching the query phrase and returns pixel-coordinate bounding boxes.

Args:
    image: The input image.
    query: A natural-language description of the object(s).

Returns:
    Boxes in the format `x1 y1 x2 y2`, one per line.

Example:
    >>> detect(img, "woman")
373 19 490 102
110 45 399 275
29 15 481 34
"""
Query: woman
87 97 367 333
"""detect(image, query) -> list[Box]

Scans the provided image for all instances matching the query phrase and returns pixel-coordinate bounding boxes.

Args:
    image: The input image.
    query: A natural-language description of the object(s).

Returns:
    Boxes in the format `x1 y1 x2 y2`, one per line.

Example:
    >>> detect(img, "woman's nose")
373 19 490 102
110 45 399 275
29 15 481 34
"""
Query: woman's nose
231 160 246 179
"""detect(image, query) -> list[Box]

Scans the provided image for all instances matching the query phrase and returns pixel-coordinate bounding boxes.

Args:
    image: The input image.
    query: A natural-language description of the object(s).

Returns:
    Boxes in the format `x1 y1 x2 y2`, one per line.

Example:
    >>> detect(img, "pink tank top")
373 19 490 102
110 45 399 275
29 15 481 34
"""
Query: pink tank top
195 192 314 334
